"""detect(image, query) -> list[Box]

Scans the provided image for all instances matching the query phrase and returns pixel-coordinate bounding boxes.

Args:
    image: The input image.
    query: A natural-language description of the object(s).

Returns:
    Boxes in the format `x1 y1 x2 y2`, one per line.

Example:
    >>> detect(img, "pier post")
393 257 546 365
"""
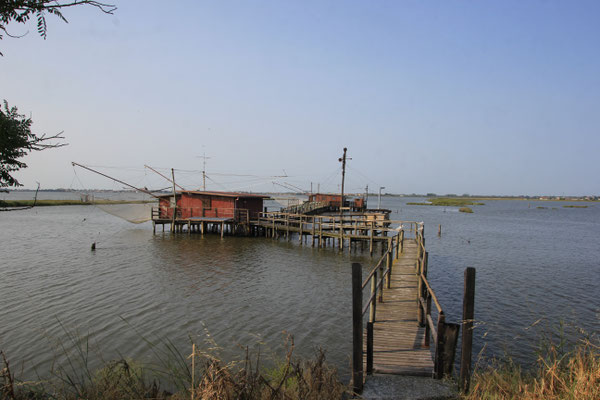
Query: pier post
369 221 374 255
438 224 442 236
366 321 374 375
319 217 323 247
370 270 377 322
339 217 343 250
417 253 425 326
434 313 446 379
299 216 303 244
423 295 432 347
400 229 404 253
460 267 476 393
351 263 364 393
387 243 392 288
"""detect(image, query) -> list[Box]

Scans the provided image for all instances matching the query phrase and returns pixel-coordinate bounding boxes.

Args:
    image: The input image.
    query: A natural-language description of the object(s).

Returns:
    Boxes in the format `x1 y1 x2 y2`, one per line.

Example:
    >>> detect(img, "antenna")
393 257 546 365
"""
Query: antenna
196 152 211 191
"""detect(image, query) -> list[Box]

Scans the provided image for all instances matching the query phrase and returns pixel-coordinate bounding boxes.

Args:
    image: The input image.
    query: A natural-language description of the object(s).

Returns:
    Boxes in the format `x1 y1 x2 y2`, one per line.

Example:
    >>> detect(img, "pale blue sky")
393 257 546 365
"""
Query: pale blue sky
2 0 599 195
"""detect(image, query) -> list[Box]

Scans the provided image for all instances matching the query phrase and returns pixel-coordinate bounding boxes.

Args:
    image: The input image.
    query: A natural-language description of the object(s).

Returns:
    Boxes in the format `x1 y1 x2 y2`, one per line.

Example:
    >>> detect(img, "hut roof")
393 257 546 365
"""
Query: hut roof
157 190 270 199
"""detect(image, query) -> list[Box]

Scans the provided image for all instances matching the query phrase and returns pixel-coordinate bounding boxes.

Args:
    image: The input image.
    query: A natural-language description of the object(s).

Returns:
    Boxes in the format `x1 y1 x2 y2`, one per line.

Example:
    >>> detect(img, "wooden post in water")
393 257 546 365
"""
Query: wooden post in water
351 263 364 393
460 267 476 393
311 216 316 247
442 323 460 377
438 224 442 236
366 321 374 375
319 217 323 247
299 216 303 244
434 313 446 379
369 221 374 255
339 217 344 250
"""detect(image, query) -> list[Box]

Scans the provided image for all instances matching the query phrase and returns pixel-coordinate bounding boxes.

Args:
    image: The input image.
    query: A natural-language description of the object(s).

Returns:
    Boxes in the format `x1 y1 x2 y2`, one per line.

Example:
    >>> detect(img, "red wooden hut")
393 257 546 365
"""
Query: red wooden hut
307 193 365 211
157 191 269 221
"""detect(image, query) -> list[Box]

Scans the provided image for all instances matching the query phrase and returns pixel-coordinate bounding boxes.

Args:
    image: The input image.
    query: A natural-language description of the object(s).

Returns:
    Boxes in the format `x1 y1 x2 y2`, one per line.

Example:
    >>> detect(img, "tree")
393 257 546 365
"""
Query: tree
0 100 66 187
0 1 116 54
0 1 115 187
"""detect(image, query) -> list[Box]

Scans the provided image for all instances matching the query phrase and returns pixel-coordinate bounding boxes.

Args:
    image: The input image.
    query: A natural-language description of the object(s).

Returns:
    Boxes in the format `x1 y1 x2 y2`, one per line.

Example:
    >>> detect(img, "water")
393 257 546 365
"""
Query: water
1 193 599 382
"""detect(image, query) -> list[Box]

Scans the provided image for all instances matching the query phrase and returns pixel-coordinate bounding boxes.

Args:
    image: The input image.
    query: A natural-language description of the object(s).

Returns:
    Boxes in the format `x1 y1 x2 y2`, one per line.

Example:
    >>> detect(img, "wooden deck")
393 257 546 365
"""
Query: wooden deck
365 239 434 376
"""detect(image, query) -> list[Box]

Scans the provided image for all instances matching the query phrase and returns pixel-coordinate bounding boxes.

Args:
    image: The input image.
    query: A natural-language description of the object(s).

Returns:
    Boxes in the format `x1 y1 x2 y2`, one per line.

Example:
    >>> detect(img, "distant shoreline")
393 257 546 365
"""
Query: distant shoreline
3 189 598 202
0 199 156 207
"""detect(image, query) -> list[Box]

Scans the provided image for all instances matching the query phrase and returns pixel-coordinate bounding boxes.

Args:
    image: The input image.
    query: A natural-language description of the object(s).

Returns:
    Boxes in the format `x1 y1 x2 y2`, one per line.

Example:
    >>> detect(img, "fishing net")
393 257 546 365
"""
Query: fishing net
95 202 157 224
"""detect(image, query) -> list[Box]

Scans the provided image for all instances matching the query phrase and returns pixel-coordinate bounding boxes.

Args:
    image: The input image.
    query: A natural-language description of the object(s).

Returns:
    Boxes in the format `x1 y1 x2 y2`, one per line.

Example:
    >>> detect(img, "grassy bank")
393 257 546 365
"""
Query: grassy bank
0 199 156 207
407 197 485 207
463 333 599 400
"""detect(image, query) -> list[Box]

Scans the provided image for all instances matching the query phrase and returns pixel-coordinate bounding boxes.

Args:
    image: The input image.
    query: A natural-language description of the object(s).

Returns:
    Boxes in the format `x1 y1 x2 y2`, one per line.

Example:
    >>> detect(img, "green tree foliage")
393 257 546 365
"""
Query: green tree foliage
0 100 66 187
0 1 116 54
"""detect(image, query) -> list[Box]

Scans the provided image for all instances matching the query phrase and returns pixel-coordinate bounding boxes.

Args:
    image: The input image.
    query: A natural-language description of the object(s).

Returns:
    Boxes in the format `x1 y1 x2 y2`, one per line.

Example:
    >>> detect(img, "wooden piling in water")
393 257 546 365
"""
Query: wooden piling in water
352 263 363 393
460 267 476 393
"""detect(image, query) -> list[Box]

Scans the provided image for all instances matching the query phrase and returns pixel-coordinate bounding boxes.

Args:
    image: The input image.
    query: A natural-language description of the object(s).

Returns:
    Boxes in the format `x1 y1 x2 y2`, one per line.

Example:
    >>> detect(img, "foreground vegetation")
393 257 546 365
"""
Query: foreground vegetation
0 336 348 400
463 334 599 400
2 329 598 399
0 199 155 207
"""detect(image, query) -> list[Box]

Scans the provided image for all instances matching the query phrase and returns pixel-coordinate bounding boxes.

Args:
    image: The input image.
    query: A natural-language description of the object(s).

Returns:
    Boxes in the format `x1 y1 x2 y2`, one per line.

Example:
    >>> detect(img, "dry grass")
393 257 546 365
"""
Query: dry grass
1 336 348 400
463 337 599 400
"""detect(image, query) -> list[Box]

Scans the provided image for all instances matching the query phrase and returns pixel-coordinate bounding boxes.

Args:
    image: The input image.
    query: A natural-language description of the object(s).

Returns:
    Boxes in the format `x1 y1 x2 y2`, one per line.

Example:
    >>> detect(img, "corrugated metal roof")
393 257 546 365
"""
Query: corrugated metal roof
157 191 270 199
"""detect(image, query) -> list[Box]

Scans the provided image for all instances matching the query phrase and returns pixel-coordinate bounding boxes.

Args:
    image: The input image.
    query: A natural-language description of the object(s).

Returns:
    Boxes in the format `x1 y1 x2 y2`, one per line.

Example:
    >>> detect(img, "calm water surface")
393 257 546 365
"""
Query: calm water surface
1 193 599 381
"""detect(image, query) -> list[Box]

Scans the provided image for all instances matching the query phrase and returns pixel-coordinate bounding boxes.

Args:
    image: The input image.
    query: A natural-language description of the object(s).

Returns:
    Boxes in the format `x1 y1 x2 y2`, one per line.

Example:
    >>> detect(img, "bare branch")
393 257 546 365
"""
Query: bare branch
16 1 117 15
28 131 67 151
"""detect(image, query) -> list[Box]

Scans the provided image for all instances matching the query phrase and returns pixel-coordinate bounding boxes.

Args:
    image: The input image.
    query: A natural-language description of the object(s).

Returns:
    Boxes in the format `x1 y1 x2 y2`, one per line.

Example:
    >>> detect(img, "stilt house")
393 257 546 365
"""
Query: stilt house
157 191 269 221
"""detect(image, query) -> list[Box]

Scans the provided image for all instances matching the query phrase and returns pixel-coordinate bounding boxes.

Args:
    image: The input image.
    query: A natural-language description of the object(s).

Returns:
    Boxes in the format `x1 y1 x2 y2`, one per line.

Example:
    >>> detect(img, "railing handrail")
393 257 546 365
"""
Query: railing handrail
362 250 388 289
421 274 443 314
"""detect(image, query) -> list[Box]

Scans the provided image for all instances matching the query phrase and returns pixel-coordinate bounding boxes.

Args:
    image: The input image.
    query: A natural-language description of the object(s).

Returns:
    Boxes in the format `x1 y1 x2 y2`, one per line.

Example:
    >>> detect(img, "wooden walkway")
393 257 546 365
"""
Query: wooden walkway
365 239 434 376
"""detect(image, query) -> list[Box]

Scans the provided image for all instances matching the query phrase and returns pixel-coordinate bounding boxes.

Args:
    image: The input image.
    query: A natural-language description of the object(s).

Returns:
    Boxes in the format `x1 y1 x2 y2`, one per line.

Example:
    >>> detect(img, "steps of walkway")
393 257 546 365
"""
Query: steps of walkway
360 374 457 400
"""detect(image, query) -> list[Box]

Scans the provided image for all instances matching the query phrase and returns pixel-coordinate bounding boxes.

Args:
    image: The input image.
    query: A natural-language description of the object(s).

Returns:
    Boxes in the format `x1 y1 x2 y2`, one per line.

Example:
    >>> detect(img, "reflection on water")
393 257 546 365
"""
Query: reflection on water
0 197 598 381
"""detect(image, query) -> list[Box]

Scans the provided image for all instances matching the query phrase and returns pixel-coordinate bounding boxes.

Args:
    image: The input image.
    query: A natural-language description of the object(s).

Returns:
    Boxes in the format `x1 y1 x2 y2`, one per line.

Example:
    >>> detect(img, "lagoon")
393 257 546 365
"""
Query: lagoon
0 193 598 381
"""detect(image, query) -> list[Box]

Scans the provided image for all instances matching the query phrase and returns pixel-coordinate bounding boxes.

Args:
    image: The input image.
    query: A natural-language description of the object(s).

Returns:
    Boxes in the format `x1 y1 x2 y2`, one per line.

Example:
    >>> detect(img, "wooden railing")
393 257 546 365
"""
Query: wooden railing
361 235 397 376
151 207 250 223
414 226 460 379
257 212 422 237
351 230 403 393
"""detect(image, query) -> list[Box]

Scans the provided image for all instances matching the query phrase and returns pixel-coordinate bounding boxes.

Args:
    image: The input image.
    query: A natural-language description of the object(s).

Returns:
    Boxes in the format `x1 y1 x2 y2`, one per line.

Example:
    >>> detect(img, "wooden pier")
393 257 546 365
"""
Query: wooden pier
364 239 434 376
153 209 401 254
351 224 470 394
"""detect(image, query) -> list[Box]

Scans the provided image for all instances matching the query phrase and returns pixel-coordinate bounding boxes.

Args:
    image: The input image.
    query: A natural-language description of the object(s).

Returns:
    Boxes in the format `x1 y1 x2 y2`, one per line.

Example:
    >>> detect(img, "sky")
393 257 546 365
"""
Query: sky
1 0 599 196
